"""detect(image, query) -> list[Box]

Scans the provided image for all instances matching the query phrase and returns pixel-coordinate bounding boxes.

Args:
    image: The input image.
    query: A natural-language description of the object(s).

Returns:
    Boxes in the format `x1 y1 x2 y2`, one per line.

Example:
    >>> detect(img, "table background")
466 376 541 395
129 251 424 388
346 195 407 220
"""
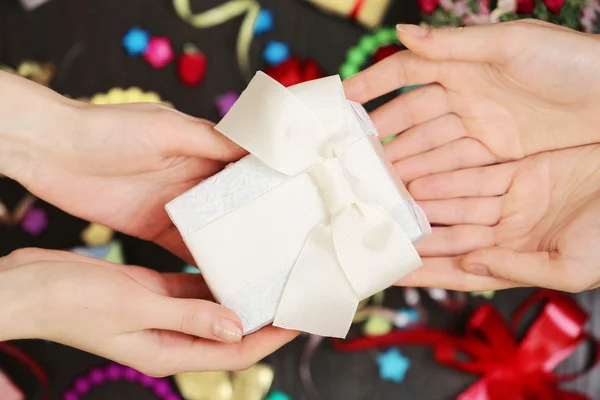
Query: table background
1 0 599 399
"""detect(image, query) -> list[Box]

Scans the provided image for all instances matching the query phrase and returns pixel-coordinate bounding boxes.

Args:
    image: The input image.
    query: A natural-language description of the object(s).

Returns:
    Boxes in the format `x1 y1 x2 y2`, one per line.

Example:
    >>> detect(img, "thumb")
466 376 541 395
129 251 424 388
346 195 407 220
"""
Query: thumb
144 294 244 343
396 23 514 64
179 119 247 162
460 247 584 292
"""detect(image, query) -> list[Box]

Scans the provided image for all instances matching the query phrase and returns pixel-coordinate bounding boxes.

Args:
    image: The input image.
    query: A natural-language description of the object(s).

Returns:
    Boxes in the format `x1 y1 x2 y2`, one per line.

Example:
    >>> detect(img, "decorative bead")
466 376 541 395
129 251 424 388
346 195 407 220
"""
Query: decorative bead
358 35 378 53
347 47 367 65
262 41 290 66
74 377 91 394
105 364 123 380
140 374 156 387
153 380 171 396
340 64 359 80
143 37 175 69
89 368 105 384
123 367 140 382
364 315 393 336
254 9 274 35
122 27 150 56
63 392 78 400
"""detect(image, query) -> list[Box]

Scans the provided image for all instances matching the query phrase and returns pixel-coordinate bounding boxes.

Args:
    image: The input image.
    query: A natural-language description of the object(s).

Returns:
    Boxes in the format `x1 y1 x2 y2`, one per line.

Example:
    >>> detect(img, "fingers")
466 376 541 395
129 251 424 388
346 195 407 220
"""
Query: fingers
395 256 520 291
174 121 248 162
416 225 495 257
419 197 503 226
370 83 451 140
153 225 196 265
144 295 244 343
343 50 440 104
396 23 521 64
394 138 497 182
460 247 591 292
408 162 516 200
140 326 300 375
384 113 466 162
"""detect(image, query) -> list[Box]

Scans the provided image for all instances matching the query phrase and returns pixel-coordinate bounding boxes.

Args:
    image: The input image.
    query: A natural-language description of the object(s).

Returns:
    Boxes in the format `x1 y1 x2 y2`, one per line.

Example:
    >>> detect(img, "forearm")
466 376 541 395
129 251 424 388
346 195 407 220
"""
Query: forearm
0 70 77 183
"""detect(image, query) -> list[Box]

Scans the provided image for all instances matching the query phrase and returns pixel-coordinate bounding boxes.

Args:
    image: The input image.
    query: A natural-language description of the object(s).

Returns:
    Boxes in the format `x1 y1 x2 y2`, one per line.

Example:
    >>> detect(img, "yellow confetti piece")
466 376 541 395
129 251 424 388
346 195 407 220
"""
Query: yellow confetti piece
471 290 495 299
174 364 273 400
81 223 114 247
104 241 124 264
364 315 393 336
173 0 260 81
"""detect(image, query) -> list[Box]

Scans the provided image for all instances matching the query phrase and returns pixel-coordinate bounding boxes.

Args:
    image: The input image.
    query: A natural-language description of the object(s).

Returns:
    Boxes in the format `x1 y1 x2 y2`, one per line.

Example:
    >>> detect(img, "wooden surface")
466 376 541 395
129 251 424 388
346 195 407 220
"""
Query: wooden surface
1 0 599 399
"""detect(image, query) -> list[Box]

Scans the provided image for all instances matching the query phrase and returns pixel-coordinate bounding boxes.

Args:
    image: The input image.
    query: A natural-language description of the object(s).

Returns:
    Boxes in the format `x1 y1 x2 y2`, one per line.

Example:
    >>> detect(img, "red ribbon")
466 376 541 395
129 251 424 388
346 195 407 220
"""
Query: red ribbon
333 290 600 400
264 56 325 87
0 342 49 400
349 0 367 20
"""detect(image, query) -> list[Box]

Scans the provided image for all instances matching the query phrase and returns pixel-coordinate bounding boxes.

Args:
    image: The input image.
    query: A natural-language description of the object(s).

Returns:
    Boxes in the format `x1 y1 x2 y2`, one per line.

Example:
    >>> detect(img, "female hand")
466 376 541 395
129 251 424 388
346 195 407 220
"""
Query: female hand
0 248 297 376
0 71 245 262
344 20 600 182
396 145 600 293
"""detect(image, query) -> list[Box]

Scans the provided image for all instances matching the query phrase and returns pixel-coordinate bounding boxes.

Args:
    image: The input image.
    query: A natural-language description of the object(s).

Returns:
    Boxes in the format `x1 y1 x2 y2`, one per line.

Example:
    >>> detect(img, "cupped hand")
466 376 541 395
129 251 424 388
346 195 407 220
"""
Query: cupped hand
395 145 600 293
3 74 245 262
0 248 297 376
344 20 600 182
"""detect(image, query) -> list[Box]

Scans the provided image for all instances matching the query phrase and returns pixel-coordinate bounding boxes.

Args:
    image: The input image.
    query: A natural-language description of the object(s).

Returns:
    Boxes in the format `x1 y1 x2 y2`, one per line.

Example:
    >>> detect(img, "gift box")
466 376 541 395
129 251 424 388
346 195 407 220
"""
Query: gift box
304 0 392 29
166 72 430 338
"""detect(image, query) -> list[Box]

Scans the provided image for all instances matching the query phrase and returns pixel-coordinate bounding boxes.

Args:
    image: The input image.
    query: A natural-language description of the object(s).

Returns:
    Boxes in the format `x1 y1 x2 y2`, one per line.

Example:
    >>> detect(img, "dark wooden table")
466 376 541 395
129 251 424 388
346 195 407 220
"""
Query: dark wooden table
1 0 599 399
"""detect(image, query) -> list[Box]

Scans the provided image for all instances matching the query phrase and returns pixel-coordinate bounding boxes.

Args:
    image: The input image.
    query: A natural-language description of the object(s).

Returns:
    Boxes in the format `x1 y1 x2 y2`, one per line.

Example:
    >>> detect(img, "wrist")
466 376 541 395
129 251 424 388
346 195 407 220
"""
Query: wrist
0 71 81 183
0 252 38 341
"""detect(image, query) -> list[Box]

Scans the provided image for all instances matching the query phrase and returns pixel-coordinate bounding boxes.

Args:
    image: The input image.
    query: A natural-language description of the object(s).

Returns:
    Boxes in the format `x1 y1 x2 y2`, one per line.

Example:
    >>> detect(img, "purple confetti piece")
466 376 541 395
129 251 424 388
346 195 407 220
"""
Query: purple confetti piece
74 377 91 394
21 206 47 236
215 91 240 117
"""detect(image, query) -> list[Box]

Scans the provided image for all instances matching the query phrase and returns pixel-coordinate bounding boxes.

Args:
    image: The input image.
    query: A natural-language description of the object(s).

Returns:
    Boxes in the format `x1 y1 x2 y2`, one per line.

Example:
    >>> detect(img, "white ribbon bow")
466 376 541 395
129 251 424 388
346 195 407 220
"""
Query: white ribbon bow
214 72 422 337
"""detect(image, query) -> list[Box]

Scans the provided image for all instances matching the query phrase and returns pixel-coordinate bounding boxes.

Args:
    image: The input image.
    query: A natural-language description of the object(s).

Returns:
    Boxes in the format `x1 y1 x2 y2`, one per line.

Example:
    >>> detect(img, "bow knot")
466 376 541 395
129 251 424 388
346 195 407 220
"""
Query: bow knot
213 72 422 337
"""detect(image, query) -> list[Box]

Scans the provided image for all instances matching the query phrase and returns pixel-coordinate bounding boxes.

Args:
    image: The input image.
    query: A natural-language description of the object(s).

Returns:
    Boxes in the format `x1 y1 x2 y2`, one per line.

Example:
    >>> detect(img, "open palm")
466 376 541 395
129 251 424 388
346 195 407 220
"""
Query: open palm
344 20 600 182
396 145 600 292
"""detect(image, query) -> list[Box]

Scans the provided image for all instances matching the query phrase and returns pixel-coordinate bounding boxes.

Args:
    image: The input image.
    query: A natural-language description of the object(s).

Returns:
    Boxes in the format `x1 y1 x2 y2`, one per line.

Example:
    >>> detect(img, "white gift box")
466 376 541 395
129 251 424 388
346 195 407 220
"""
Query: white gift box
166 72 430 338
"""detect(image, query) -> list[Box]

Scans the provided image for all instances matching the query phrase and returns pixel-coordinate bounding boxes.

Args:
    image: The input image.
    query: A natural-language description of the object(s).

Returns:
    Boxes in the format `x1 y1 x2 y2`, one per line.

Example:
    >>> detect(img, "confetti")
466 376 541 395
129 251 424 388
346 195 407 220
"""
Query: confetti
471 290 495 299
81 223 114 247
262 41 290 66
253 9 274 35
364 315 392 336
178 43 207 87
182 264 201 274
122 27 150 56
265 390 291 400
377 349 410 383
215 91 240 117
20 206 47 236
143 37 175 69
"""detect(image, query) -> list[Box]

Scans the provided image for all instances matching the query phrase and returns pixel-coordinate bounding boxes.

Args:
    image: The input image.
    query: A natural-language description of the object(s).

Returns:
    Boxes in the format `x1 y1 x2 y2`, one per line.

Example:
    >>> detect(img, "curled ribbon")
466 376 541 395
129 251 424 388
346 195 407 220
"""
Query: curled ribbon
333 290 600 399
214 72 422 337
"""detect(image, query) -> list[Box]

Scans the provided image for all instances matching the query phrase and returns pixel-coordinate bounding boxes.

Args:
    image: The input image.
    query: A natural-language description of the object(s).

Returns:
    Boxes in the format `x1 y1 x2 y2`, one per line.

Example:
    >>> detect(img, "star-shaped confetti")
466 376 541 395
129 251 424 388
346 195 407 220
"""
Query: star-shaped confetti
143 37 174 69
262 41 290 66
254 9 274 35
182 264 201 274
122 27 150 56
393 308 420 328
377 349 410 383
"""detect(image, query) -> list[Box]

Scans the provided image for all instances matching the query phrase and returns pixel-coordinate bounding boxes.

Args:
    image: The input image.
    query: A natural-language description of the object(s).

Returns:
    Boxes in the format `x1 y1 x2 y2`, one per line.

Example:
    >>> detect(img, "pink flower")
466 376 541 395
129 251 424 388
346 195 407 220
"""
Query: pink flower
143 37 174 69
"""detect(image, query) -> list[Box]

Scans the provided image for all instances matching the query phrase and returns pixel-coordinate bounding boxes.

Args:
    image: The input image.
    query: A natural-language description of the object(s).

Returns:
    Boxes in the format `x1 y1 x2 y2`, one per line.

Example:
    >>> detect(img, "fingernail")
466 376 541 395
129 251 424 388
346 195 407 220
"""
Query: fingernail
396 24 428 37
464 265 491 276
213 318 242 342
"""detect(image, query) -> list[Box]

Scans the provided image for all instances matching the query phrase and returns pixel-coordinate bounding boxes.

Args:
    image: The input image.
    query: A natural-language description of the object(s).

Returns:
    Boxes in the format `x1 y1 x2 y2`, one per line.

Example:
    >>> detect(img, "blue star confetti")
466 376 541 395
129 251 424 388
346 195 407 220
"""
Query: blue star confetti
262 41 290 66
122 27 150 56
182 264 201 274
377 348 410 383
